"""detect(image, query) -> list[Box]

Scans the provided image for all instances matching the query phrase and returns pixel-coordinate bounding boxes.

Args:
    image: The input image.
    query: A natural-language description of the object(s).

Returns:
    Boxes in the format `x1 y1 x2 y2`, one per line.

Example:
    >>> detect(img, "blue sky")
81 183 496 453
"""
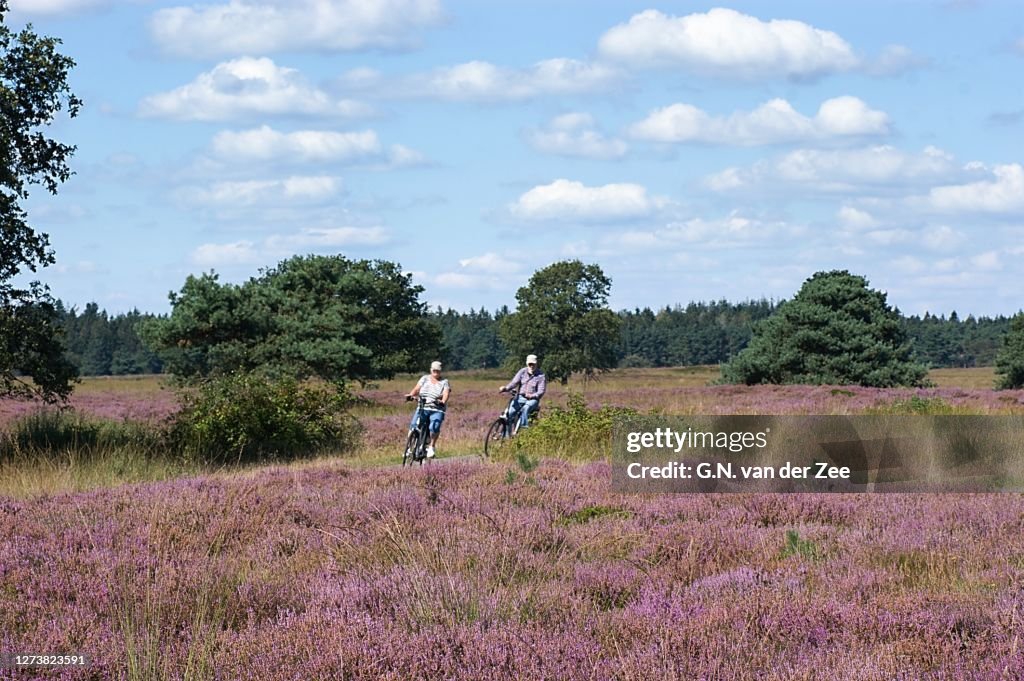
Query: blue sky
9 0 1024 317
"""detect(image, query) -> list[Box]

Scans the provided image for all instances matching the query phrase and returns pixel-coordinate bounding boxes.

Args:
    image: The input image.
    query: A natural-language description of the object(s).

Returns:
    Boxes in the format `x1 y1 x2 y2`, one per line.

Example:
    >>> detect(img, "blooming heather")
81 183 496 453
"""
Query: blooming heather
2 462 1023 679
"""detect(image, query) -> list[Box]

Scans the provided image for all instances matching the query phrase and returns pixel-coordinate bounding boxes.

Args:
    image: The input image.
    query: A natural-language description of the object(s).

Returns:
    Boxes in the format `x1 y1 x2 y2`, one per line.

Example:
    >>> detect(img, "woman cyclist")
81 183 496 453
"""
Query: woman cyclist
406 360 451 458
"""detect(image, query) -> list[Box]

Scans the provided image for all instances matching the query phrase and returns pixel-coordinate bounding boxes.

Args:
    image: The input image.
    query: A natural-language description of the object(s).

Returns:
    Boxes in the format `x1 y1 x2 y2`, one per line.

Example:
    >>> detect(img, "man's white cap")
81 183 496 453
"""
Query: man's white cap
526 354 538 364
431 360 443 371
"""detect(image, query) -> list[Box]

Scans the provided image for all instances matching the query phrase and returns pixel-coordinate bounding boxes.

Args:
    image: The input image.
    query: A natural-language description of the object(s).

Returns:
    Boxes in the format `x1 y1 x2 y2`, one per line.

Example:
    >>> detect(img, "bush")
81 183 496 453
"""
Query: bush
513 392 636 460
167 373 360 464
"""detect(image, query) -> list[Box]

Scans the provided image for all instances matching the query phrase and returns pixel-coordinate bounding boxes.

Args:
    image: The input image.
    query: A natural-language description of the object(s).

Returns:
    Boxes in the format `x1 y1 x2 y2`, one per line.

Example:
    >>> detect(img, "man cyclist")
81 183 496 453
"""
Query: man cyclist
498 354 546 429
406 360 450 458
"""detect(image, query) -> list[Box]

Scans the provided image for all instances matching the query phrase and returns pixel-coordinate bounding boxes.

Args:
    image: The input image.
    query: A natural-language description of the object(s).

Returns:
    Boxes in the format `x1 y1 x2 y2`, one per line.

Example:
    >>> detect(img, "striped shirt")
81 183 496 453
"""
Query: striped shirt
416 375 450 411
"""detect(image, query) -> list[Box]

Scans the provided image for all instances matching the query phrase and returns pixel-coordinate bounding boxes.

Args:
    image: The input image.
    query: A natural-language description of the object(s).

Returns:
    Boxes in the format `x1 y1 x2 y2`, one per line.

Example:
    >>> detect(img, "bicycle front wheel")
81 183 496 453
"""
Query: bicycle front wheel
483 418 507 460
403 429 420 467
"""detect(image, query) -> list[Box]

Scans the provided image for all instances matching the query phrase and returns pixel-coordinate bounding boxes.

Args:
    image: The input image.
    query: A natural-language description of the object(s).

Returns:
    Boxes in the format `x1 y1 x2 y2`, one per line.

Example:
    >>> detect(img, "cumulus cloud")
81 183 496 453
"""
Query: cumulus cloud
629 96 888 145
837 205 877 229
384 59 623 102
597 8 858 79
190 226 389 267
139 58 372 121
207 125 422 168
433 252 523 290
180 176 342 206
509 179 664 222
150 0 444 58
524 113 628 159
924 163 1024 213
706 145 959 194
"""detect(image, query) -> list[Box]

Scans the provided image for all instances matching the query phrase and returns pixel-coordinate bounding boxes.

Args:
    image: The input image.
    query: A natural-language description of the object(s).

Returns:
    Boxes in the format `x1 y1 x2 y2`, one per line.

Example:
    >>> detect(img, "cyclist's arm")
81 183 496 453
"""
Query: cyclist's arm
440 384 451 406
529 374 547 400
500 368 526 392
408 375 426 398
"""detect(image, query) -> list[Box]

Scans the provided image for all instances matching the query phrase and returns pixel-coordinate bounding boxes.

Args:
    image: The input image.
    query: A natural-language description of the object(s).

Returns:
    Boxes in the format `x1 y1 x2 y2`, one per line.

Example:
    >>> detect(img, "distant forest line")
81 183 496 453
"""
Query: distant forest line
57 299 1014 377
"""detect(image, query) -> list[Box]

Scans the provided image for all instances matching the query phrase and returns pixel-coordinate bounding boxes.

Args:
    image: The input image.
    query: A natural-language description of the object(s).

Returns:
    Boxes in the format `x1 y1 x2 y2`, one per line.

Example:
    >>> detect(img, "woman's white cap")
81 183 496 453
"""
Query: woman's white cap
526 354 538 364
431 360 443 371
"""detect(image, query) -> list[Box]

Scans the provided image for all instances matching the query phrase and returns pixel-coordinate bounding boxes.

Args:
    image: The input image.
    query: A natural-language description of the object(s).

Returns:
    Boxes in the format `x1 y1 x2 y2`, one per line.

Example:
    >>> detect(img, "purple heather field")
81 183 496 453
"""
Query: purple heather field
1 370 1023 679
2 463 1023 679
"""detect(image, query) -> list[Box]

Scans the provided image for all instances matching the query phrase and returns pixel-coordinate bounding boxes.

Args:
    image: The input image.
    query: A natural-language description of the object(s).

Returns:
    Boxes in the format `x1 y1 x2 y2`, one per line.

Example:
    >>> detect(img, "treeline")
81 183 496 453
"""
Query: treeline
56 302 163 376
54 299 1013 376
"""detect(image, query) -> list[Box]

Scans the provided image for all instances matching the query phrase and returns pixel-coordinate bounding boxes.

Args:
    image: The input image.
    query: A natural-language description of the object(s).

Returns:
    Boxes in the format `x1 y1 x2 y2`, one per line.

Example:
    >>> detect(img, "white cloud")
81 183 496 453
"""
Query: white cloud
921 225 967 252
393 59 623 102
150 0 443 58
456 252 521 275
864 44 930 76
707 145 959 193
597 8 857 78
970 251 1002 271
629 96 888 145
190 226 389 267
208 126 420 168
837 205 877 229
524 113 628 159
191 240 260 266
182 176 342 206
925 163 1024 213
509 179 664 222
139 58 372 121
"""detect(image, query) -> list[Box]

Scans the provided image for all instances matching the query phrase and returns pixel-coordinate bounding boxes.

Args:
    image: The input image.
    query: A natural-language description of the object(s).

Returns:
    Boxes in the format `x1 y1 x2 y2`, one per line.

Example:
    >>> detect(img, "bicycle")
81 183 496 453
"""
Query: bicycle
482 389 539 459
403 395 435 466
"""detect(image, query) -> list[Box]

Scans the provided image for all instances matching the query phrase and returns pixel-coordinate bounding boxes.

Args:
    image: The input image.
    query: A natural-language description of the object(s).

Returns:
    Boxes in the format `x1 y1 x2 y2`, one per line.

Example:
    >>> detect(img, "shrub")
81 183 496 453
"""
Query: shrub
167 373 360 464
513 392 636 460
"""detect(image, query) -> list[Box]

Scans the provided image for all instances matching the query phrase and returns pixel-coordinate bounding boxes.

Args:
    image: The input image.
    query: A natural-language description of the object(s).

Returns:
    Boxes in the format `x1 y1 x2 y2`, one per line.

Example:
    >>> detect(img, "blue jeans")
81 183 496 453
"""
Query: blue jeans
515 396 539 427
410 408 445 434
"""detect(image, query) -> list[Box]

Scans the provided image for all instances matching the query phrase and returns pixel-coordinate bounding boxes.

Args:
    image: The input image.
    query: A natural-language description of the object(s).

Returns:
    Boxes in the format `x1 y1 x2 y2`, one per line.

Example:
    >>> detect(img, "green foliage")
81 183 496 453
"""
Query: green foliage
514 392 637 460
0 409 161 460
722 270 929 388
781 530 820 561
0 285 77 401
167 373 359 464
60 303 163 376
500 260 621 384
995 312 1024 390
0 2 81 401
559 505 632 526
142 254 440 385
866 395 958 415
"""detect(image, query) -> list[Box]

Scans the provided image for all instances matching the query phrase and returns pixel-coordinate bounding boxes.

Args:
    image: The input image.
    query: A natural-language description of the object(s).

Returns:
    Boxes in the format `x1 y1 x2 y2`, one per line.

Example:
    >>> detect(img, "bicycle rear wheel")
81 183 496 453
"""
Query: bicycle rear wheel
403 429 420 467
483 418 507 460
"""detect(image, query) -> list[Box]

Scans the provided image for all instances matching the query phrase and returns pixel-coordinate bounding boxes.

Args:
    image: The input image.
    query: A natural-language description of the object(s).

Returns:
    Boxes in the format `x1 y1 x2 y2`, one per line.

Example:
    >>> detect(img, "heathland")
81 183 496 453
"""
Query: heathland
1 367 1023 679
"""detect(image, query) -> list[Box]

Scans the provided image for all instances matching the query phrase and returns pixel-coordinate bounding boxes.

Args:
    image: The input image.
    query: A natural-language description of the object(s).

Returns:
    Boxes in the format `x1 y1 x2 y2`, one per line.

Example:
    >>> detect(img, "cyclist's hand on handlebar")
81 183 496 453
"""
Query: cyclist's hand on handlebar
405 394 415 401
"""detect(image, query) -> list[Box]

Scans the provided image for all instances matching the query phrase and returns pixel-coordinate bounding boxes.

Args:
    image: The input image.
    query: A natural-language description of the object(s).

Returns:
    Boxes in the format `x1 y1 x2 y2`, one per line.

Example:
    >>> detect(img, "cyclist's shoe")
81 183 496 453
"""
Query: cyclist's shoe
404 447 412 457
426 446 435 458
